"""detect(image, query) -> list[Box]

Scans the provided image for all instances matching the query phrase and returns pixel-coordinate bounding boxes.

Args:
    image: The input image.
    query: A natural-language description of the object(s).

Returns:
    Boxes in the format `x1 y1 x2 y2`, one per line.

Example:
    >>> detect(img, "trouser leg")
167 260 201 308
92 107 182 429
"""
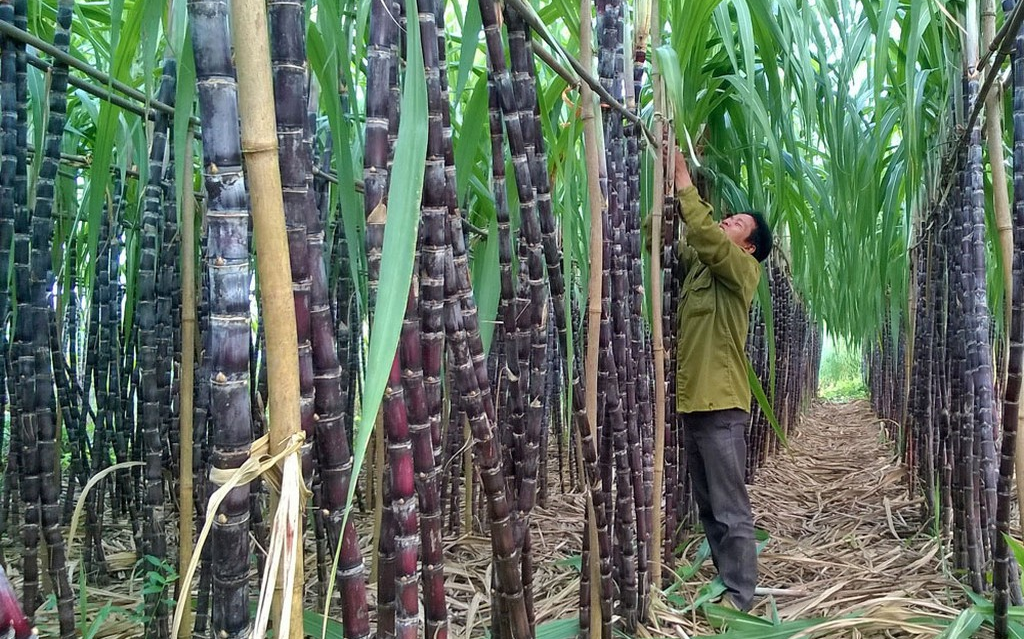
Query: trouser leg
682 409 757 611
683 424 728 569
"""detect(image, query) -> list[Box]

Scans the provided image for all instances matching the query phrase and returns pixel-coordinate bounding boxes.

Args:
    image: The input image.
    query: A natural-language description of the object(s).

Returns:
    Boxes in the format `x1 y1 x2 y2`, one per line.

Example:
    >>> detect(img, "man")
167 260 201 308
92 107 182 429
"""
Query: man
671 149 772 613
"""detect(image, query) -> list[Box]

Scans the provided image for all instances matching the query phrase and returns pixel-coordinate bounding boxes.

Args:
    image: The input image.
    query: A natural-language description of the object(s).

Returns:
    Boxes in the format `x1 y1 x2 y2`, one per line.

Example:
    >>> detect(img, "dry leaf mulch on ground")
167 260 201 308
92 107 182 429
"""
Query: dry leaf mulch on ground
643 400 969 638
26 400 974 638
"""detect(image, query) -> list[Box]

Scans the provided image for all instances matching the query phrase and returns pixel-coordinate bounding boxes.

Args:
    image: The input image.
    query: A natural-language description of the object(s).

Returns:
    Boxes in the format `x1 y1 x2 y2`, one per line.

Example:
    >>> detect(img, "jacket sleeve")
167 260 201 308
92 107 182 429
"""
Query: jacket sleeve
677 186 758 294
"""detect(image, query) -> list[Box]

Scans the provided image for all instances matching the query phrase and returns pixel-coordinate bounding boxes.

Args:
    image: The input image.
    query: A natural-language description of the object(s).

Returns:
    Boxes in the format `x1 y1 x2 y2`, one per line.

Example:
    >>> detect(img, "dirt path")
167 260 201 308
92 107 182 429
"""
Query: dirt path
644 400 966 637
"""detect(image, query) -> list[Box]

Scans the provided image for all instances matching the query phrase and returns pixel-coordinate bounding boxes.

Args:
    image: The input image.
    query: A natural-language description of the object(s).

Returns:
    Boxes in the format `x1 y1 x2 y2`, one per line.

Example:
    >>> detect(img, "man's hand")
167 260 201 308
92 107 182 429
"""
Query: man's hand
674 148 693 190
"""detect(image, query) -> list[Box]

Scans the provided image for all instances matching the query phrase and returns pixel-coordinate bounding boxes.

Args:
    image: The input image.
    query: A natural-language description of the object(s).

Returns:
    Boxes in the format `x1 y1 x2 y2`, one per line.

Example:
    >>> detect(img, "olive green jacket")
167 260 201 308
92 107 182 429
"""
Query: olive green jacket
674 186 762 414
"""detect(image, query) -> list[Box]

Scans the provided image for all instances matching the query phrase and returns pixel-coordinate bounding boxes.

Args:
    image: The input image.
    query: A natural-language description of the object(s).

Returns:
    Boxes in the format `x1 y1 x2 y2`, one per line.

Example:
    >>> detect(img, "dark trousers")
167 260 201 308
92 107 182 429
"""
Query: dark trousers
683 408 757 611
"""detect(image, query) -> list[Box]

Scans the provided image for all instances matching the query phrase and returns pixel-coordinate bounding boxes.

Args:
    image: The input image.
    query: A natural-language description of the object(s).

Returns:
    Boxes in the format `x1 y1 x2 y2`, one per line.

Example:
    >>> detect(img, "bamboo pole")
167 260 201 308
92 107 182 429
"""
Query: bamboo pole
648 0 667 591
177 127 196 639
229 2 304 636
984 0 1014 376
579 0 605 628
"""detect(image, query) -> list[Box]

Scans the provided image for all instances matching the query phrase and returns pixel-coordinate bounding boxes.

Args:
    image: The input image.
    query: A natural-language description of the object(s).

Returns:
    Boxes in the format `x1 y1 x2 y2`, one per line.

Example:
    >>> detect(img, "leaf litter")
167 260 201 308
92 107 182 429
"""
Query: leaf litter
19 400 991 637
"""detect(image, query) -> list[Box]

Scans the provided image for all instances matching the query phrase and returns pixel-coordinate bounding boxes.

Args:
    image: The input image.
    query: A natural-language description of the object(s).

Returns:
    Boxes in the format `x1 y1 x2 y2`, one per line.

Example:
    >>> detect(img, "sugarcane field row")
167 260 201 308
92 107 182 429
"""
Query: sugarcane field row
3 0 1024 638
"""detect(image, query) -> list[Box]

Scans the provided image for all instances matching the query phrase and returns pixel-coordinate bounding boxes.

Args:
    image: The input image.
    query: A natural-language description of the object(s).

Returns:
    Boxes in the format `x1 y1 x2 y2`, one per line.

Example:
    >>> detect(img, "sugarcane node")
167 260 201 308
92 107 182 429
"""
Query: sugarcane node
209 162 218 174
217 513 227 525
368 200 387 224
215 371 227 383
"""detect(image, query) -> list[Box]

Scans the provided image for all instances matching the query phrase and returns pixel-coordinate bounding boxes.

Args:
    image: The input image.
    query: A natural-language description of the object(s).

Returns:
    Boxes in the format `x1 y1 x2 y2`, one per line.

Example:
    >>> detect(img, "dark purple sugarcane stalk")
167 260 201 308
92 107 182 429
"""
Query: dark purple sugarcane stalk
84 185 116 583
501 10 554 624
960 77 994 582
381 347 420 639
363 0 404 634
364 0 392 312
134 55 175 637
953 151 984 588
3 0 26 545
5 0 29 612
159 133 179 490
908 238 931 495
304 44 373 639
442 270 531 638
419 0 448 470
427 4 533 637
187 0 254 635
398 280 447 637
0 0 16 544
598 0 641 625
52 288 89 525
484 68 525 501
483 72 521 635
8 0 76 633
268 0 316 486
106 178 133 524
412 0 450 632
661 135 681 577
963 72 999 567
626 53 653 619
445 403 466 534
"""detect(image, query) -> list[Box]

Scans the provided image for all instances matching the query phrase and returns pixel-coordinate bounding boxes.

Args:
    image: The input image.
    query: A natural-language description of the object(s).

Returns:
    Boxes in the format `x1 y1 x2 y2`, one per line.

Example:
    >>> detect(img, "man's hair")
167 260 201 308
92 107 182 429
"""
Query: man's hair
744 211 773 262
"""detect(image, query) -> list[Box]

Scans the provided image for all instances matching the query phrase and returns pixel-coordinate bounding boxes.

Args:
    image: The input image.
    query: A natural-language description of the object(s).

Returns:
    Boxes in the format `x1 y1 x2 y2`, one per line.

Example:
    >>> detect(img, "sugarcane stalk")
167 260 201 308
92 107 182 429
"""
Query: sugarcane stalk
268 0 316 488
134 56 175 636
11 0 76 633
964 37 1000 572
0 1 15 549
187 1 255 635
412 1 450 633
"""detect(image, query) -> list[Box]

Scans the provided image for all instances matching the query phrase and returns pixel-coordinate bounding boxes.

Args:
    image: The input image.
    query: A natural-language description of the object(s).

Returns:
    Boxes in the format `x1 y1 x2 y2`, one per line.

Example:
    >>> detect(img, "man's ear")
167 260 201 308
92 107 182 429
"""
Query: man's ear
744 242 755 255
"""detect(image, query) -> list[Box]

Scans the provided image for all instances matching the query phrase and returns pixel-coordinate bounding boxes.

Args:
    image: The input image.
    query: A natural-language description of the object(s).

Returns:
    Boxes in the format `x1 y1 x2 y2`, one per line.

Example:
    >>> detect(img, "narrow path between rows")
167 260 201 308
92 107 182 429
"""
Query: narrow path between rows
645 400 966 638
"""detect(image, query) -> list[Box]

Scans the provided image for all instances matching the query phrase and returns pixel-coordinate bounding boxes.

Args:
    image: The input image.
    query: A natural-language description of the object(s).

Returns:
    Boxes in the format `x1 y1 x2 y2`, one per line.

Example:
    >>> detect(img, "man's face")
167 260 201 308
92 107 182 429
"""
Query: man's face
719 213 756 255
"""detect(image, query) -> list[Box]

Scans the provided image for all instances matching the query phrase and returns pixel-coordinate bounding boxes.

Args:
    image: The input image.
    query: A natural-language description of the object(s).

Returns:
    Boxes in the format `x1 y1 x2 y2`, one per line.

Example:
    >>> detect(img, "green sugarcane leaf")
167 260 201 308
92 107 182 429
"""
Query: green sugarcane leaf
1006 534 1024 569
472 212 501 355
693 615 830 639
455 76 489 206
756 270 776 403
534 617 580 639
301 608 344 639
933 606 986 638
455 0 482 99
311 6 365 305
747 356 785 448
84 0 159 286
